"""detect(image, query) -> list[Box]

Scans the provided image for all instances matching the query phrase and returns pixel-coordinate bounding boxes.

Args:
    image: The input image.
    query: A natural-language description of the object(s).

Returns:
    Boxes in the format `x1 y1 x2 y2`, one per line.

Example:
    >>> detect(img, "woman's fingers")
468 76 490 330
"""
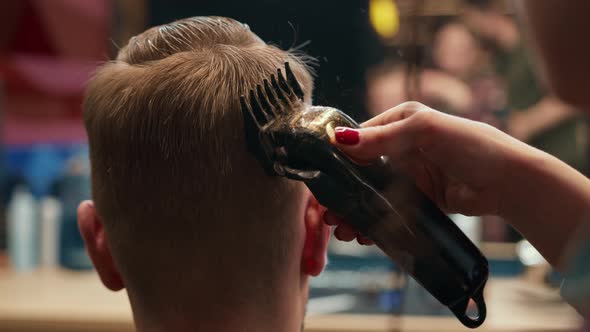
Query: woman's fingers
323 210 342 225
333 112 431 162
361 101 429 127
324 211 375 246
357 235 374 246
333 223 357 242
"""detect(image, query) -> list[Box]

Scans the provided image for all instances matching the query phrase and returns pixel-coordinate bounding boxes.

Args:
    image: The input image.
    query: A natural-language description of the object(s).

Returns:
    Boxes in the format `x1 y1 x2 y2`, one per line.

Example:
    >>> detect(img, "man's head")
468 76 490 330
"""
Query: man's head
79 16 330 330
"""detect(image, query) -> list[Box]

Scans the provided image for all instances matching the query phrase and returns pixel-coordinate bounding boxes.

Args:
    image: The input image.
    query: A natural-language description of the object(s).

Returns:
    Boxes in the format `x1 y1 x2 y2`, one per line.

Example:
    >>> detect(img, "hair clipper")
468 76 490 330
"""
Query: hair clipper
240 62 489 328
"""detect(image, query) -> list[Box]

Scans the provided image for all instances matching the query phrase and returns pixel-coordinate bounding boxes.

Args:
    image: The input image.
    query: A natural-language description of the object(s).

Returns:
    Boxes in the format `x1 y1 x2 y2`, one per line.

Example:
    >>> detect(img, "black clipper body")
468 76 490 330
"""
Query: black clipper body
240 63 489 328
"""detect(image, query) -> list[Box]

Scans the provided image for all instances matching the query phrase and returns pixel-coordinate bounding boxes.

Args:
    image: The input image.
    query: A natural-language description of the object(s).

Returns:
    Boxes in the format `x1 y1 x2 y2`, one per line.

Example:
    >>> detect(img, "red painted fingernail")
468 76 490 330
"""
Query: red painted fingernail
335 127 360 145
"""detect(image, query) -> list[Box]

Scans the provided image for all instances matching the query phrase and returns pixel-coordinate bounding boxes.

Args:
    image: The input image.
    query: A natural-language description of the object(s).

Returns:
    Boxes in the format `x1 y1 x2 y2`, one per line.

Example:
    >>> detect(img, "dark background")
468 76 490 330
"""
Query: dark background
147 0 385 121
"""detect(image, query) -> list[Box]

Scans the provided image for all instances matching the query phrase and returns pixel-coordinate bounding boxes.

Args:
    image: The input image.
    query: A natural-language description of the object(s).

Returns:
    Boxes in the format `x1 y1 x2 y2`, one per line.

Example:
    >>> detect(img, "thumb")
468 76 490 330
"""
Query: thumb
332 120 418 162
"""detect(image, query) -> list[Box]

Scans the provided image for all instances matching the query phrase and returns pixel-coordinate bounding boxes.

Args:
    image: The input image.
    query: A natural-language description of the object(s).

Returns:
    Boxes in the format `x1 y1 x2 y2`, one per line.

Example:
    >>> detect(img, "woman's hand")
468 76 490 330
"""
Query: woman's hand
325 101 590 269
325 102 533 243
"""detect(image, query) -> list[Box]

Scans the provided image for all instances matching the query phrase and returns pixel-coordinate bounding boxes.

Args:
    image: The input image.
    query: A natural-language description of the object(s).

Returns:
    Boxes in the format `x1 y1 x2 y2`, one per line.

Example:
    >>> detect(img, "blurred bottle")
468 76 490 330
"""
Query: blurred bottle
53 152 92 270
22 144 62 269
449 214 482 246
7 185 38 271
0 77 6 265
0 194 5 267
39 196 61 267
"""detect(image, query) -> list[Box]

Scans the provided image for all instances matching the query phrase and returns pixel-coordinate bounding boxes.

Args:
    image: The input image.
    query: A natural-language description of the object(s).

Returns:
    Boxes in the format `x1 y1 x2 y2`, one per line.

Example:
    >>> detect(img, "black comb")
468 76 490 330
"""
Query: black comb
240 62 305 175
241 62 304 129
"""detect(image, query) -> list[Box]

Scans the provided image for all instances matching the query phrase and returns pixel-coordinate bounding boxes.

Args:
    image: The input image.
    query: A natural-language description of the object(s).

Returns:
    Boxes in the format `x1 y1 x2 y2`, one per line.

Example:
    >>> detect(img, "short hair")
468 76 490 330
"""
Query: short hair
84 17 313 311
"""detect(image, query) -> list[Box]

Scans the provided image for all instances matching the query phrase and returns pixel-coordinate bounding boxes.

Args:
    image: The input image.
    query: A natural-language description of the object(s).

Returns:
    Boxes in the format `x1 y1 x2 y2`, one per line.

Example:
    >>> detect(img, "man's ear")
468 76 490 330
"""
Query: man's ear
301 193 331 276
77 200 124 291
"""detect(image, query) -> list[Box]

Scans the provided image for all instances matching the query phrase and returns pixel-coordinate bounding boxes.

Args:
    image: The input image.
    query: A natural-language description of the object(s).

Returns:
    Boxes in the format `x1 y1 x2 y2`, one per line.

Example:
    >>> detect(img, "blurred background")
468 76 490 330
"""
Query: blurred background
0 0 584 331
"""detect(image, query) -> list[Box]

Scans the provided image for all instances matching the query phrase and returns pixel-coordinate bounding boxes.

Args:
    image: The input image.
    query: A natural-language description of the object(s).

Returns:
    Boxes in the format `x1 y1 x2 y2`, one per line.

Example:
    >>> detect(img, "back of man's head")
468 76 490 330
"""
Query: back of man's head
83 16 314 319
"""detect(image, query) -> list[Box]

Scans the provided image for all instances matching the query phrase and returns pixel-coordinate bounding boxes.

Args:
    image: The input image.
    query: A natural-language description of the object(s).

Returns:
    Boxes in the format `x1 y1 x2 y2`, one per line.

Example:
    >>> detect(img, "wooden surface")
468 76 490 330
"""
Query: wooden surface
0 268 581 332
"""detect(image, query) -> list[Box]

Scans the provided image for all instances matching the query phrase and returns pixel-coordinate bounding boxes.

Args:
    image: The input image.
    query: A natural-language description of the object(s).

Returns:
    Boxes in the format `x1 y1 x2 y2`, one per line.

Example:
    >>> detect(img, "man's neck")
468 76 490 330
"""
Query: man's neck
136 309 302 332
130 278 308 332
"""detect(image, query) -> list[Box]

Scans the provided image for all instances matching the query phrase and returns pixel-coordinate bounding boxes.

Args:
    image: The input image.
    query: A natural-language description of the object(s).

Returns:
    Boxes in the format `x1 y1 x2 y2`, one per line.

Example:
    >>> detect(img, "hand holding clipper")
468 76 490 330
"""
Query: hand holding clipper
240 62 489 328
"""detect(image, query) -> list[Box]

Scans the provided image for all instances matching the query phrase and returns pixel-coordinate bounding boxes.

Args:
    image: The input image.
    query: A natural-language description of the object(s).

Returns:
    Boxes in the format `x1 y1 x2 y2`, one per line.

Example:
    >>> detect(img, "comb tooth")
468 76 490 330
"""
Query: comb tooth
284 62 305 101
277 68 294 100
249 89 271 125
263 79 280 111
256 84 276 118
270 73 290 108
240 95 262 129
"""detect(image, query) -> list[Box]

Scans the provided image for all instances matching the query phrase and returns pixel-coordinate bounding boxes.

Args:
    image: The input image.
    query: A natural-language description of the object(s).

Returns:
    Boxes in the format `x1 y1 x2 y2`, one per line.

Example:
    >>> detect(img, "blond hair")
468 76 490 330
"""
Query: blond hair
84 16 313 311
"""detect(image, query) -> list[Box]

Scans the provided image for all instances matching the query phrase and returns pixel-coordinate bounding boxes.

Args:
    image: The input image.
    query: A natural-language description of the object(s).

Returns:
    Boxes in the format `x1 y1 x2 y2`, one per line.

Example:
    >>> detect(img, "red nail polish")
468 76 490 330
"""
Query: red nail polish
335 127 360 145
